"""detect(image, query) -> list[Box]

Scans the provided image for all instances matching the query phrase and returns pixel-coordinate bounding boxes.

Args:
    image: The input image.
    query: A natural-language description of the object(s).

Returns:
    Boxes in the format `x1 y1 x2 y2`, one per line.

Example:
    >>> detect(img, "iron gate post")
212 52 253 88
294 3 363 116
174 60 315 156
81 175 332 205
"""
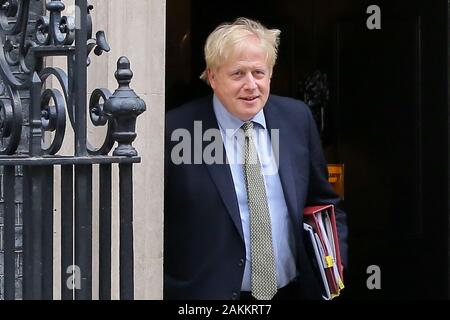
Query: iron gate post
0 0 146 300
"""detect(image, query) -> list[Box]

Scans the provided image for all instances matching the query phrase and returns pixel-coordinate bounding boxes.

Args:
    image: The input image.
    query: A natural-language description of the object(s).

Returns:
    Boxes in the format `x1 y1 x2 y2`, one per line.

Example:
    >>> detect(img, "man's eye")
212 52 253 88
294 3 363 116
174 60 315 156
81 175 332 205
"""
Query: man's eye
253 70 266 78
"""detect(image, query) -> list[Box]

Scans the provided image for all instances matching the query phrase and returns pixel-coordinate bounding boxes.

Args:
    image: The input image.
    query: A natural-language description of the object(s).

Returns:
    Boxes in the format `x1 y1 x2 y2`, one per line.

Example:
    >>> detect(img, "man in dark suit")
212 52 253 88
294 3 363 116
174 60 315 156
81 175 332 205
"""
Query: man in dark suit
164 17 347 300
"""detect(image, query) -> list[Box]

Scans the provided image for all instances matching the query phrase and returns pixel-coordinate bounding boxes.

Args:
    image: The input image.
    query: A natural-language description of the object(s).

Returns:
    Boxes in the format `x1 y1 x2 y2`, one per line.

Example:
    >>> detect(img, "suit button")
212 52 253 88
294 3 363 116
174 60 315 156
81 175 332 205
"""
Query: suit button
232 291 238 300
238 259 244 267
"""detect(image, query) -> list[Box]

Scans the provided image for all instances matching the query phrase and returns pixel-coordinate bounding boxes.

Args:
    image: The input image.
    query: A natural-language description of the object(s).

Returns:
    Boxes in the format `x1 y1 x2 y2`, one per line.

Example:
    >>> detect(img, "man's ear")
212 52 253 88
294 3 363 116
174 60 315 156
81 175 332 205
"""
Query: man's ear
207 69 216 89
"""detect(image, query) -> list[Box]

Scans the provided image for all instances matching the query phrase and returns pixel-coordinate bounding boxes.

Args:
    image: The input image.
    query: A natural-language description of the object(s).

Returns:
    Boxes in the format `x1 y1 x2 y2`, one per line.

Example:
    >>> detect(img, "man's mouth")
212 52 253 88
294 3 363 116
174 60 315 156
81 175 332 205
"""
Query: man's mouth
240 96 259 102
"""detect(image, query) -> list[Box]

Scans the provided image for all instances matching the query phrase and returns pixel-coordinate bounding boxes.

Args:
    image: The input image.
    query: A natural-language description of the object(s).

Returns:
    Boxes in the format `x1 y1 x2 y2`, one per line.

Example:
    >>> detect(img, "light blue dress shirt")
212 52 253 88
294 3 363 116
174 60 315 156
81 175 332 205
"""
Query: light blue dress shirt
212 95 297 291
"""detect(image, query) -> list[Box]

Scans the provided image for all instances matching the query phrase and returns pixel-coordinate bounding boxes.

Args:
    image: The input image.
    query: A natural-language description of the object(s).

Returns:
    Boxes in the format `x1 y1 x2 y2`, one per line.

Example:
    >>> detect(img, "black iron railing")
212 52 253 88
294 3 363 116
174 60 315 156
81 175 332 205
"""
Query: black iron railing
0 0 146 300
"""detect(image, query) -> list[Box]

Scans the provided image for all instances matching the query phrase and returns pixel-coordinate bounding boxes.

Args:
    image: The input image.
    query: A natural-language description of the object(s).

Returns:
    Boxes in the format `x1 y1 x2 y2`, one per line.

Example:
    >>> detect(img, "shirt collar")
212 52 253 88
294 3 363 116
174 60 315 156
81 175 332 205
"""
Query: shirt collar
212 94 267 139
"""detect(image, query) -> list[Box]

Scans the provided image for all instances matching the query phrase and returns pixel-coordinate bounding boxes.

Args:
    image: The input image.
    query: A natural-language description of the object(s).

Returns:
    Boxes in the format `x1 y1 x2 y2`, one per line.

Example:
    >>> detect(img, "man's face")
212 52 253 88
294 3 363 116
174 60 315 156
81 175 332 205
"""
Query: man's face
207 38 271 121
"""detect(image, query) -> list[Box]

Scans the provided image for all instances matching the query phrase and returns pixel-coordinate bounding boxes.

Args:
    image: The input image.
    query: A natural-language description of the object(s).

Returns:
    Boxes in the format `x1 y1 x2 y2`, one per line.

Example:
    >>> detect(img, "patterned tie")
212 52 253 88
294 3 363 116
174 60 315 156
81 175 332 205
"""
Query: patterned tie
241 121 278 300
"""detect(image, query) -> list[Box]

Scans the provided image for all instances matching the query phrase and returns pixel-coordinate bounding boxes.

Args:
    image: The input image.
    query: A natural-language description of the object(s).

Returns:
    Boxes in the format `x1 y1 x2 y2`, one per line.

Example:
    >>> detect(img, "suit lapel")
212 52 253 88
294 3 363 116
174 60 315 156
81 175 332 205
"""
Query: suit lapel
264 99 301 234
200 99 244 240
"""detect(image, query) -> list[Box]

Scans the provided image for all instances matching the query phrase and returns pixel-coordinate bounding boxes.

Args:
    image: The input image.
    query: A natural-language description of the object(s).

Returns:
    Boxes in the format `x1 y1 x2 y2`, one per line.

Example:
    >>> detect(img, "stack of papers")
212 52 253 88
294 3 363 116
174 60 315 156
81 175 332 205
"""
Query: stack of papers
303 205 344 300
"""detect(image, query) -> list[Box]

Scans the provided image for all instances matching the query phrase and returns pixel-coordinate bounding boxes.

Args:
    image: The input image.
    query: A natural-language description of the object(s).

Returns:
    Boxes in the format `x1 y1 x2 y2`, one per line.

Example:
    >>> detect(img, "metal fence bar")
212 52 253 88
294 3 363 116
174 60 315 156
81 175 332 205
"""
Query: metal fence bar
22 166 44 299
3 166 16 300
74 164 92 300
22 167 31 299
22 68 44 301
74 0 88 156
29 72 42 157
42 166 54 299
119 163 134 300
61 165 74 300
99 164 112 300
30 167 45 300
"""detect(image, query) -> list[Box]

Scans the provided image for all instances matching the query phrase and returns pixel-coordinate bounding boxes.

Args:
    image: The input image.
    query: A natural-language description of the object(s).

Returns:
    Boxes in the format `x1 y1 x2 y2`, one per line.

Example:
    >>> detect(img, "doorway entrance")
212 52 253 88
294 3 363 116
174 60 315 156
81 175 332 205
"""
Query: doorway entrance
166 0 449 299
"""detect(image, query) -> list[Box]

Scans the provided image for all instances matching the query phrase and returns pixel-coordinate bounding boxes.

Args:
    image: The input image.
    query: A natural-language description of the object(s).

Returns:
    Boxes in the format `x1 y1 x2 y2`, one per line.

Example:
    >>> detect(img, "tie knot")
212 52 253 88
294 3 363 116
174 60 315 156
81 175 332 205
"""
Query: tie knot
242 121 254 135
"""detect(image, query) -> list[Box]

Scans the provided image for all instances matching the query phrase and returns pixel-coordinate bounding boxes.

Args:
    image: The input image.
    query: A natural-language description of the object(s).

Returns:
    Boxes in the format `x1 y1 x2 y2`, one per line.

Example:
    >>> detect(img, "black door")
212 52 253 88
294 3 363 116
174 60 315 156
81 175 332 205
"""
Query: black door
334 1 448 299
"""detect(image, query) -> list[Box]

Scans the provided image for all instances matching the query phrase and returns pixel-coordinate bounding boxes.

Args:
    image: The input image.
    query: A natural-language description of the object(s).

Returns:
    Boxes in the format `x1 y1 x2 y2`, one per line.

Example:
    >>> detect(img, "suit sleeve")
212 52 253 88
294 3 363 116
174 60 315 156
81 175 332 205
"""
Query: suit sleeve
305 107 348 268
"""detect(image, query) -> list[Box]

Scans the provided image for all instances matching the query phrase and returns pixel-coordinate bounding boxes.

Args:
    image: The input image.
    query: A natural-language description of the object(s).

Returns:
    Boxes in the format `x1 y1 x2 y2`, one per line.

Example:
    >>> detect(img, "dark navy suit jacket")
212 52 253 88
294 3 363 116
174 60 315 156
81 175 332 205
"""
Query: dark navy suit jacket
164 94 348 300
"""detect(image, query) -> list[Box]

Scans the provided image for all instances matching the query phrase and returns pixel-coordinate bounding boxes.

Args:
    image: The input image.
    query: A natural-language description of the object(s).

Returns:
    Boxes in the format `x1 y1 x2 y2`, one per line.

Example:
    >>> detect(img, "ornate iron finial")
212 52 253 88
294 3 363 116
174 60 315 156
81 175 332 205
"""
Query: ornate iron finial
104 57 146 157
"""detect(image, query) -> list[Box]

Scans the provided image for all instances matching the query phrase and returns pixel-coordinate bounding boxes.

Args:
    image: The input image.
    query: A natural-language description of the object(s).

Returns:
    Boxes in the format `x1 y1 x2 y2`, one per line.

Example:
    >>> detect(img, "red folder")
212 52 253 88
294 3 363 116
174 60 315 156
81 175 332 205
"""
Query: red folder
304 204 344 298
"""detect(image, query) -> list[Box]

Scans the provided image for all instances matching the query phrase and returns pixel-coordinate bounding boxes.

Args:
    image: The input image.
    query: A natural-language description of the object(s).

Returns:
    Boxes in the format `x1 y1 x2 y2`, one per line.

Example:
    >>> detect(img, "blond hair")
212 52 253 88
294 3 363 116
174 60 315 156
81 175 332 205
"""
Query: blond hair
199 17 281 85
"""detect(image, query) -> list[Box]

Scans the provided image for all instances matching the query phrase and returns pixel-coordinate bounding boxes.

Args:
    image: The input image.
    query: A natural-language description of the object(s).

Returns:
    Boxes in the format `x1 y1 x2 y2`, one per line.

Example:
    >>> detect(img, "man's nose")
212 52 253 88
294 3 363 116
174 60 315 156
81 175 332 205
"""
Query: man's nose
243 73 257 90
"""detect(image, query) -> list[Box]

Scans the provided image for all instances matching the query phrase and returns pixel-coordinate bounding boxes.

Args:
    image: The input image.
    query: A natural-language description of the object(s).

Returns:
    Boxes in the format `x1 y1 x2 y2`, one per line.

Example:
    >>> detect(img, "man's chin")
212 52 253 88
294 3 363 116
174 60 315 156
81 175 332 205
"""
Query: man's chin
237 110 262 121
